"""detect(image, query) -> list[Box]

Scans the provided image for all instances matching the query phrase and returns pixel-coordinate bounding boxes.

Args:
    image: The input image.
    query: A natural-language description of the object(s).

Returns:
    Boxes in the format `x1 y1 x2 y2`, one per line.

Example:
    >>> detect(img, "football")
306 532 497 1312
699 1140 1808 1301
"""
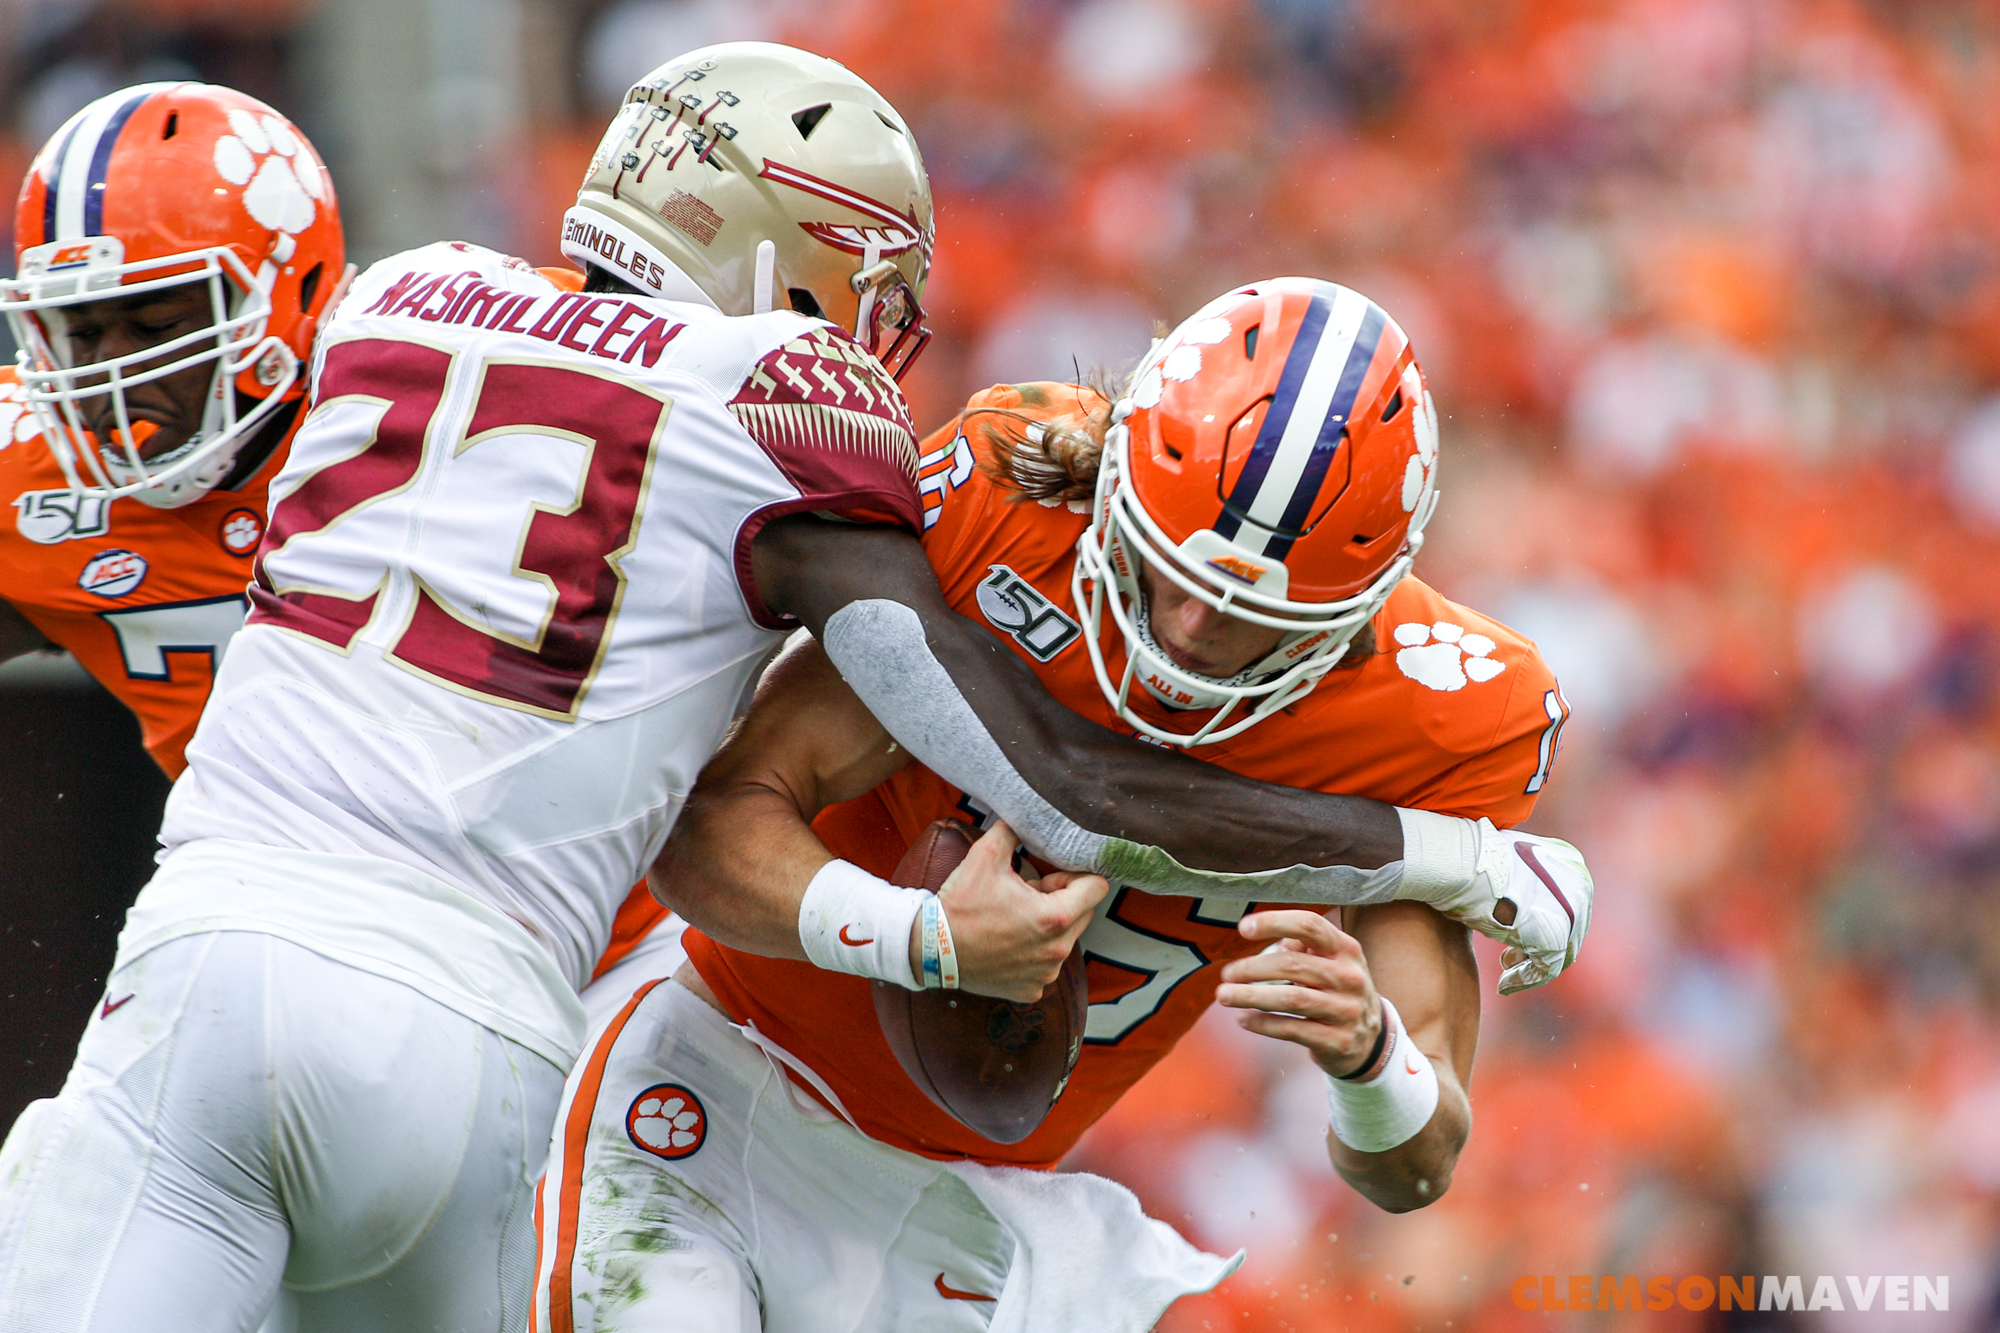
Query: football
872 820 1090 1144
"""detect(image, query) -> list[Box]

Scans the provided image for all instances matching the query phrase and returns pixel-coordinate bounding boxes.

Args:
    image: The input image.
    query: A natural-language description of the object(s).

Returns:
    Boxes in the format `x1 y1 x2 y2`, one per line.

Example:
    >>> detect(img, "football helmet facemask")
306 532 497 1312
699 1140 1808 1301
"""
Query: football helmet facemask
1 82 348 508
564 41 934 378
1073 279 1442 746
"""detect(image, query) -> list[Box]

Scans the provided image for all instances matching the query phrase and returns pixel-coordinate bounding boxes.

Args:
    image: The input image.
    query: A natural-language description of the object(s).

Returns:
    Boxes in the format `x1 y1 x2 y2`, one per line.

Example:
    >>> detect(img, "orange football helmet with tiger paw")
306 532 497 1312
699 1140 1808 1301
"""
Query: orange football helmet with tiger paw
1073 278 1441 746
2 82 348 507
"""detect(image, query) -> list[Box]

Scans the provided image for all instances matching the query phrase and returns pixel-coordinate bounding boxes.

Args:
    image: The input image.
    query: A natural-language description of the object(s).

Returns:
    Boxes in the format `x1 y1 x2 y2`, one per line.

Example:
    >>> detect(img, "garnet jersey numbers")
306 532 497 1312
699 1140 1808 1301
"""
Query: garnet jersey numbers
163 242 922 991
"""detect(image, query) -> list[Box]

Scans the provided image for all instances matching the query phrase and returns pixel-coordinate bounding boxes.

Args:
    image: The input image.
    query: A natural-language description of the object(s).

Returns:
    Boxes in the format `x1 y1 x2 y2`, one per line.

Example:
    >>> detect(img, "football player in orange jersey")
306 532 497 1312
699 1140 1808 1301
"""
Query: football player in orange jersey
0 82 348 777
535 280 1596 1333
0 85 675 996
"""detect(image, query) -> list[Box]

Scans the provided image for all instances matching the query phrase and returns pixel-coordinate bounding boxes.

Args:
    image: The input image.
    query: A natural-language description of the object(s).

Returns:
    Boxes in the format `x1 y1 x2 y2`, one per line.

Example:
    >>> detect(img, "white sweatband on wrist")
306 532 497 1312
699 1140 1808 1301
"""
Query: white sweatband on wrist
1326 996 1440 1153
798 859 924 990
1393 807 1481 901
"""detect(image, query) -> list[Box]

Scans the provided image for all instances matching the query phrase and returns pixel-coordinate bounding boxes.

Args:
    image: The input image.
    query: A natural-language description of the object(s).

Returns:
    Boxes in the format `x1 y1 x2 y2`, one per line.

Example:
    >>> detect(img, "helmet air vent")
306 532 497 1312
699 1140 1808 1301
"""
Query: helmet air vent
1380 388 1403 422
1243 324 1259 360
299 262 324 313
792 104 832 139
162 111 178 140
876 110 903 134
788 287 825 318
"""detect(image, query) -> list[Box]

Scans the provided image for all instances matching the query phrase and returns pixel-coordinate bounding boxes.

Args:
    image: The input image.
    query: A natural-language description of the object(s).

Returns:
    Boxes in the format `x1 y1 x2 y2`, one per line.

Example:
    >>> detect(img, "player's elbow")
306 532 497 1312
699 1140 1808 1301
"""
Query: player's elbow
1339 1157 1458 1214
1380 1170 1455 1214
1331 1107 1468 1213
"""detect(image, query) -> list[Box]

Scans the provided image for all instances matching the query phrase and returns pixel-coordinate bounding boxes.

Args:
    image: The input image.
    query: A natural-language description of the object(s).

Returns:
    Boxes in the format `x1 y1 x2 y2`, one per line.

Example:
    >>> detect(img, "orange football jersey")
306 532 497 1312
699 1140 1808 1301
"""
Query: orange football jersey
685 382 1570 1169
0 367 284 777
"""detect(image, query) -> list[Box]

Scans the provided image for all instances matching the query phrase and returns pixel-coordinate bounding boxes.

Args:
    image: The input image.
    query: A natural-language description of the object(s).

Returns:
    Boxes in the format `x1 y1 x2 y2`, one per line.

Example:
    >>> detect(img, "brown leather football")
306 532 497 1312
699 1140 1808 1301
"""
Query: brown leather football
871 819 1089 1144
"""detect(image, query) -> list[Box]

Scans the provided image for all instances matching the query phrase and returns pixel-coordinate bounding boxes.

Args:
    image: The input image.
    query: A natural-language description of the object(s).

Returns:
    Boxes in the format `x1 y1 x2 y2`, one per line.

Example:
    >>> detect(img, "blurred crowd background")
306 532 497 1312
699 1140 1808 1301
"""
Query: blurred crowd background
4 0 2000 1327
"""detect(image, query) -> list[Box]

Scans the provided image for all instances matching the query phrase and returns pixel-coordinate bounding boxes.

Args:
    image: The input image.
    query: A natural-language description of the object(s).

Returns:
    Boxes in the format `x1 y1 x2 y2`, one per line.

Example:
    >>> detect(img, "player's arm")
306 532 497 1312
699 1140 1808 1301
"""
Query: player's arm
653 633 1107 1001
752 514 1588 992
754 515 1405 874
0 599 54 663
1216 902 1478 1213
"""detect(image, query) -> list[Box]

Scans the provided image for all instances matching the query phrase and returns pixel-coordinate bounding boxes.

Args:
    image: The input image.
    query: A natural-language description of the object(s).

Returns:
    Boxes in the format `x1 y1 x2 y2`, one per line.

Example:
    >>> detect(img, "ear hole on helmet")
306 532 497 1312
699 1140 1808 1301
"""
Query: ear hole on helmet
792 104 831 139
788 288 825 318
876 110 903 134
1243 324 1259 360
162 111 178 140
1380 388 1403 422
299 262 324 314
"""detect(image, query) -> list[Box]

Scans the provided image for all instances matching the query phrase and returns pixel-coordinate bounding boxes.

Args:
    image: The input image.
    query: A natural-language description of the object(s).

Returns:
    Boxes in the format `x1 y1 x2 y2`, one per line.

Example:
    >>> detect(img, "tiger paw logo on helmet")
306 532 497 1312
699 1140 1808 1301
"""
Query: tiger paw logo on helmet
0 381 40 452
1395 621 1506 692
211 108 325 240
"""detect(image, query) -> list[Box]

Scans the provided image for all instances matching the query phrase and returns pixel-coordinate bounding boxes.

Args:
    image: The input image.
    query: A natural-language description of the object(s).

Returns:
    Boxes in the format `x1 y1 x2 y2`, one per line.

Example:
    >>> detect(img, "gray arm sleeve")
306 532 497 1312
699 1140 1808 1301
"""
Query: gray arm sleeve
821 599 1414 904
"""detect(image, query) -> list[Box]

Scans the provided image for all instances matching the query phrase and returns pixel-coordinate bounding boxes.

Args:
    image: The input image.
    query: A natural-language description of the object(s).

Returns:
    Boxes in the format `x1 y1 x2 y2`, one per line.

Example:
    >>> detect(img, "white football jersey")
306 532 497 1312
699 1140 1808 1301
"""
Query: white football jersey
161 242 922 988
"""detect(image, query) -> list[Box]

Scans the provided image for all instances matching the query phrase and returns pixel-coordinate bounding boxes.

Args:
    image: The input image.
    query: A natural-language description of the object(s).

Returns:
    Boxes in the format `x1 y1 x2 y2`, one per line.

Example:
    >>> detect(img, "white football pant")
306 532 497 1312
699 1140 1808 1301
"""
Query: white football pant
534 978 1235 1333
0 930 565 1333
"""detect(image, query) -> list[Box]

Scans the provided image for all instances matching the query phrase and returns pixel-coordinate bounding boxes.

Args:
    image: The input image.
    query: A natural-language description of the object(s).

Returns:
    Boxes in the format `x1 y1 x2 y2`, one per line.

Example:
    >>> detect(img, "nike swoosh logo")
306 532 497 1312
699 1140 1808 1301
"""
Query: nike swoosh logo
100 993 133 1019
838 925 874 947
935 1274 995 1302
1513 843 1575 927
1405 1051 1422 1076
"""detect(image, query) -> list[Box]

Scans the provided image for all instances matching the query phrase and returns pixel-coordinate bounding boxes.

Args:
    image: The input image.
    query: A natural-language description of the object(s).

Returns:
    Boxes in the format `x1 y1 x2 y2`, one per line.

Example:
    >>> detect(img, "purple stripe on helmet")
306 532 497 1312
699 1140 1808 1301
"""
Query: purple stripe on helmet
82 89 152 237
1212 283 1341 544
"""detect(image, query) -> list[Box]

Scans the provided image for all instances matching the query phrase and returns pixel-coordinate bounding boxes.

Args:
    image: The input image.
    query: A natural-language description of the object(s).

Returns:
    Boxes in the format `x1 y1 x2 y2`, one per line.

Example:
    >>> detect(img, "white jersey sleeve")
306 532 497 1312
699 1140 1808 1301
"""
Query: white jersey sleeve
160 242 922 988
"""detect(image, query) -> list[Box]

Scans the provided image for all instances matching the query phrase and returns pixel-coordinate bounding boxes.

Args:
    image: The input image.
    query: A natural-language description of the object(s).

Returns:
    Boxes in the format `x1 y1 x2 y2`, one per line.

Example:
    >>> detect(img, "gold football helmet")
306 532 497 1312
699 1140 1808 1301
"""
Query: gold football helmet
565 41 933 377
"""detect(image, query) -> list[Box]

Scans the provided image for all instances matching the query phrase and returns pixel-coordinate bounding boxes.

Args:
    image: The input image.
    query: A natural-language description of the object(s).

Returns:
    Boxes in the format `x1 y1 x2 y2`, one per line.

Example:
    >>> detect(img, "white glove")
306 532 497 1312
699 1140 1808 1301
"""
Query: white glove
1397 813 1593 995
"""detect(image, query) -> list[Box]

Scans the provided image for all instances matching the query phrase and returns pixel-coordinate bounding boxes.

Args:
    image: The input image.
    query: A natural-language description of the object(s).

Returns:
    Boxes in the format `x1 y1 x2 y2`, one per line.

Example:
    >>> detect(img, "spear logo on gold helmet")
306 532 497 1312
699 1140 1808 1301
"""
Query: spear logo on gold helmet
563 41 934 378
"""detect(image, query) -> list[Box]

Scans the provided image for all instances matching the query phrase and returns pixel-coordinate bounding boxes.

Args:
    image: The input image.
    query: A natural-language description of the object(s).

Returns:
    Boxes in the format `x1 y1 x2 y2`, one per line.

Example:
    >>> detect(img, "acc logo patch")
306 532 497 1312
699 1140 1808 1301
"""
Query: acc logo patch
78 548 147 598
976 565 1081 662
218 508 263 555
14 490 111 545
626 1083 706 1161
1205 554 1267 586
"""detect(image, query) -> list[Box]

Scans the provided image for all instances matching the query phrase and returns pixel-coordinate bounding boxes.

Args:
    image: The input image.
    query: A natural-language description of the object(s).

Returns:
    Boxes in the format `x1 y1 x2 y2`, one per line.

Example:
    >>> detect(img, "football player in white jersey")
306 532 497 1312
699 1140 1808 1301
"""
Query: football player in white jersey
0 42 1567 1333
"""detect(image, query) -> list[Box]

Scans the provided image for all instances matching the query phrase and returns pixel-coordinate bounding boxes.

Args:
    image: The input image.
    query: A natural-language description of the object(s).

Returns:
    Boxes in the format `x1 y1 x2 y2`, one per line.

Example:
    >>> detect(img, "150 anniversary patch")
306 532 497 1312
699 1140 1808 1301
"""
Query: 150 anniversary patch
975 565 1080 662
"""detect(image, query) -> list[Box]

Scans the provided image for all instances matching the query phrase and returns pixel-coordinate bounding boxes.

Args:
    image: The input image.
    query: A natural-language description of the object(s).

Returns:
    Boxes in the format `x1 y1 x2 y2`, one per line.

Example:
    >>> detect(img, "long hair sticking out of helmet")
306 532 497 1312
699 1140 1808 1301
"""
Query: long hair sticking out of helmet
972 381 1117 508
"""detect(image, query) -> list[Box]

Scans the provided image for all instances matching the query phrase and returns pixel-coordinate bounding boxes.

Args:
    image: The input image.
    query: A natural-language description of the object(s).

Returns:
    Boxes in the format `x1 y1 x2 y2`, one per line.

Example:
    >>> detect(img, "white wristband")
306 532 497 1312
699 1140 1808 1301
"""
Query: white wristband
1394 807 1480 901
797 859 924 990
1326 996 1439 1152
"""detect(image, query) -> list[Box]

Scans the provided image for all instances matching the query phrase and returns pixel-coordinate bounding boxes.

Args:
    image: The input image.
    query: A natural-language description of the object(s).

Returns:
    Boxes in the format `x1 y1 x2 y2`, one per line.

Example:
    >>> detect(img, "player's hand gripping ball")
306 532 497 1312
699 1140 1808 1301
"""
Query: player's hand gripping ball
872 821 1090 1144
